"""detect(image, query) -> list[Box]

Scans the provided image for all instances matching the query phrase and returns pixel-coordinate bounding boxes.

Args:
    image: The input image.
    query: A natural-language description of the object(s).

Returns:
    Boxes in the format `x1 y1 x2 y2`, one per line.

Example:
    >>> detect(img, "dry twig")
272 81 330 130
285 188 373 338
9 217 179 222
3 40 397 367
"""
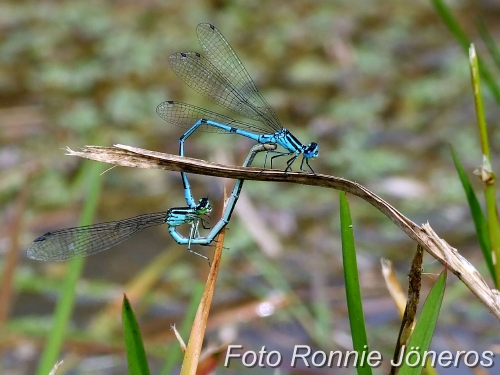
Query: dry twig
66 144 500 321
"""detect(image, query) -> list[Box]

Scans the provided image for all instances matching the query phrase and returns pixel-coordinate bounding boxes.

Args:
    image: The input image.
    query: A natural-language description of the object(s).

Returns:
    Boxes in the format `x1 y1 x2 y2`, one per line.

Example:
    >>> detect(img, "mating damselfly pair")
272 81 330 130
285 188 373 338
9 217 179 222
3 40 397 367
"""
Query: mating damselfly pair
27 23 318 262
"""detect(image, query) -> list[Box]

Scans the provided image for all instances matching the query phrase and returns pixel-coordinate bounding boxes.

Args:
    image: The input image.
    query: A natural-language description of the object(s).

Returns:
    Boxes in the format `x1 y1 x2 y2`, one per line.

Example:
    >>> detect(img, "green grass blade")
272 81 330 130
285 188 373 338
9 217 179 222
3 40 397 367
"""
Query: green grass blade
431 0 500 103
122 295 151 375
339 192 371 375
398 269 447 375
476 19 500 73
469 44 491 159
449 145 495 281
430 0 469 49
469 44 500 287
35 159 104 375
160 282 204 375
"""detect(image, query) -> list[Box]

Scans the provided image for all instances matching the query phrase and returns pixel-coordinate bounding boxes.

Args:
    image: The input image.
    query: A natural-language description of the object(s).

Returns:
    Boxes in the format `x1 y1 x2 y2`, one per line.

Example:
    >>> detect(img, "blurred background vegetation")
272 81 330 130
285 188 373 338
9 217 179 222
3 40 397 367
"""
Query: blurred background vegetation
1 0 499 374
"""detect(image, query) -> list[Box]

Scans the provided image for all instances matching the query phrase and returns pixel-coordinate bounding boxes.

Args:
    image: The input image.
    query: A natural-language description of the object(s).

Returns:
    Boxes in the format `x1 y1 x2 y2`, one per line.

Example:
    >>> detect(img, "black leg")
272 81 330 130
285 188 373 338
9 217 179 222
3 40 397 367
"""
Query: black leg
201 217 211 230
304 158 315 174
284 155 298 172
300 156 306 172
262 150 287 170
270 151 293 169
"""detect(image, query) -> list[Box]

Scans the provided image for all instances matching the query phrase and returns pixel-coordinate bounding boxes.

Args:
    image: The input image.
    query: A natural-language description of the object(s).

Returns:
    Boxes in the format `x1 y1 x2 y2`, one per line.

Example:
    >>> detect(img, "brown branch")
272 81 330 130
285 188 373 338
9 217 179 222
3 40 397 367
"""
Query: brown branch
66 144 500 320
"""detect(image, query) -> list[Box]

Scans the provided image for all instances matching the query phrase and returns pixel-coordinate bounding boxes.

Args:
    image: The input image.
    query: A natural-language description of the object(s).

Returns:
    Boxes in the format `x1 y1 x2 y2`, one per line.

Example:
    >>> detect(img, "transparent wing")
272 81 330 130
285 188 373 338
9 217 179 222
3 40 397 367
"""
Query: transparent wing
27 212 168 261
168 51 282 133
156 100 271 134
196 23 282 131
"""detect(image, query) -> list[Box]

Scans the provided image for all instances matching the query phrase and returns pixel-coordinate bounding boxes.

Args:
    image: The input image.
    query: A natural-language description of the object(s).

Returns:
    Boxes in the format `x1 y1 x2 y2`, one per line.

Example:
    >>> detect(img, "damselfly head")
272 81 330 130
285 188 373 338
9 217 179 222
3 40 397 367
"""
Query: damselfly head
196 197 212 215
304 142 319 158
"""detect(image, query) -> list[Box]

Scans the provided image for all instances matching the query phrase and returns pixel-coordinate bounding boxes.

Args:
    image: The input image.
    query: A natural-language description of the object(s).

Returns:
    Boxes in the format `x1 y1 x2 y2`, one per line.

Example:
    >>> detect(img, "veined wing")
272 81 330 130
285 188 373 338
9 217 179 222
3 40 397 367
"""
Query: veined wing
196 23 282 131
156 100 271 134
169 52 281 133
27 212 167 261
